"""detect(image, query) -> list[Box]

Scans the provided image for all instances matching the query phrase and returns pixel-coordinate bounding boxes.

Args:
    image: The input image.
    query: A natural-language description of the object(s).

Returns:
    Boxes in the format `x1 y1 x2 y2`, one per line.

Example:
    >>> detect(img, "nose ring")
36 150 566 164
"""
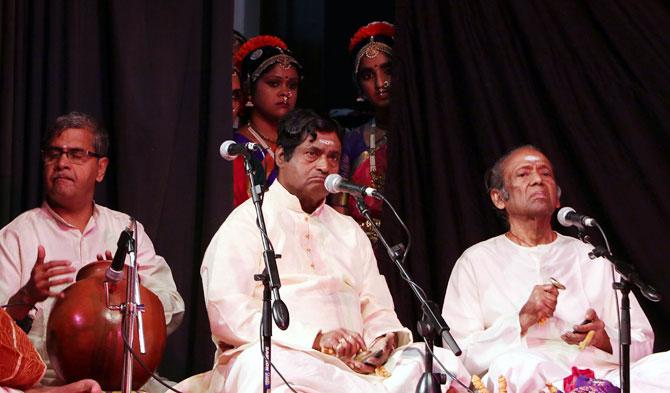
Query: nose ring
382 80 390 89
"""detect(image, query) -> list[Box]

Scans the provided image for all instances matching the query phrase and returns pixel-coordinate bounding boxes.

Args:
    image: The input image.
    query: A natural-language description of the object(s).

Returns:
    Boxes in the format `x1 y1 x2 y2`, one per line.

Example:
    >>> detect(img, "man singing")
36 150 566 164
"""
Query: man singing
195 109 468 392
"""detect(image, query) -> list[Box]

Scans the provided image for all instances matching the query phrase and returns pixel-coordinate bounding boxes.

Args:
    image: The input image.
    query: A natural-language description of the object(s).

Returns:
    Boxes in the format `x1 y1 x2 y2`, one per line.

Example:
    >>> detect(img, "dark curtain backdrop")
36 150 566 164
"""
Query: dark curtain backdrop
386 0 670 354
260 0 395 112
0 1 232 379
2 0 670 384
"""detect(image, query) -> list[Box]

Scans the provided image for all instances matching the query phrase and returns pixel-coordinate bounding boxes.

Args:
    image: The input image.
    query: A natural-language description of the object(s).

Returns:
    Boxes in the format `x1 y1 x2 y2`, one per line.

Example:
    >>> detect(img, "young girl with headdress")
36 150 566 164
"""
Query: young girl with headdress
232 35 302 206
334 21 394 241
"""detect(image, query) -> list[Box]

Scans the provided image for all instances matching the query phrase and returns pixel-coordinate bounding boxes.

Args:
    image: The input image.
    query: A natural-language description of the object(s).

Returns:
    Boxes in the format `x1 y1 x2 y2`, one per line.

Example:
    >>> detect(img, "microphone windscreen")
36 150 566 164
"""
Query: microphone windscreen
557 206 576 227
219 140 236 161
324 174 342 193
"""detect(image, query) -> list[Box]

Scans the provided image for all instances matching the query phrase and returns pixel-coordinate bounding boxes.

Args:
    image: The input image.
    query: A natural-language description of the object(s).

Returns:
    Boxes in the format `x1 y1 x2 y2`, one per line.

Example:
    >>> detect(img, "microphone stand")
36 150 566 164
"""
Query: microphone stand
242 152 290 393
106 220 146 393
587 244 661 393
354 197 462 393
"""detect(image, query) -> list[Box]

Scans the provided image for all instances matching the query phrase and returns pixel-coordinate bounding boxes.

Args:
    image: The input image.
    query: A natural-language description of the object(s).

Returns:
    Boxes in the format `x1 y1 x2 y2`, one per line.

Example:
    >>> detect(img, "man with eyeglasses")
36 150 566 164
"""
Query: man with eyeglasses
0 112 184 389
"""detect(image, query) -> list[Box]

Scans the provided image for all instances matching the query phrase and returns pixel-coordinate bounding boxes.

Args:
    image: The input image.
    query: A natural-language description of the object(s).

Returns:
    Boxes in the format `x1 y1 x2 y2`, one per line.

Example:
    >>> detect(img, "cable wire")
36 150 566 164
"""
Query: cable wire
594 222 623 389
422 337 475 393
380 195 449 352
121 324 183 393
258 323 299 392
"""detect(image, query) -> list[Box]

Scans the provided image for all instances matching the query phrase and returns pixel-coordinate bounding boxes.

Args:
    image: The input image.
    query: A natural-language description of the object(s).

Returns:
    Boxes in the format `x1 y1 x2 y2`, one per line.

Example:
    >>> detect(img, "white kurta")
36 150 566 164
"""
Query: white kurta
195 182 469 393
0 203 185 386
442 233 656 392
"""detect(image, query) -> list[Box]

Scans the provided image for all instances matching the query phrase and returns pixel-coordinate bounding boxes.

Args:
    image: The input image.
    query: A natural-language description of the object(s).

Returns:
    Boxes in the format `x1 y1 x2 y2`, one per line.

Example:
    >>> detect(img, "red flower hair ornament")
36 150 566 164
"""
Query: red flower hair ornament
349 21 395 75
234 35 301 84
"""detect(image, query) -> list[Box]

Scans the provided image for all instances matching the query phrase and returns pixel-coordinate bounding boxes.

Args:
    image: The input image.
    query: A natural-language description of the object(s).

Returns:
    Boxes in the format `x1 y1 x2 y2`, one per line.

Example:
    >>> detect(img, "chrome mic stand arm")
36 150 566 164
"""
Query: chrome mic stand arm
354 197 467 393
121 219 146 393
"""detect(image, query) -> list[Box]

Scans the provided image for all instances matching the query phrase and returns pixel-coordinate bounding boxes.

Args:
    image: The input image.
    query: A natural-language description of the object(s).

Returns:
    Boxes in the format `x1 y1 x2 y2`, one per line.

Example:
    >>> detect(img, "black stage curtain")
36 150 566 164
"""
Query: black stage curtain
386 0 670 353
0 1 231 379
2 0 669 384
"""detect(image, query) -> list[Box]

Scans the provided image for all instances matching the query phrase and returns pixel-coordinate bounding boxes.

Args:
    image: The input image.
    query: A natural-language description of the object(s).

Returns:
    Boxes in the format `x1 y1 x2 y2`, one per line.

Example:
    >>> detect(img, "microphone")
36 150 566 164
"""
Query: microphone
105 228 134 282
324 174 382 199
219 140 257 161
557 207 597 229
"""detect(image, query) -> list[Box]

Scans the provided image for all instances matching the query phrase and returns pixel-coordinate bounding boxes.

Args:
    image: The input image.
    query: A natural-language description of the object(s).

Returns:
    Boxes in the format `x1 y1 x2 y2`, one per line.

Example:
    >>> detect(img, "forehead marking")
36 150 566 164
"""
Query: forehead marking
523 154 542 162
317 139 334 145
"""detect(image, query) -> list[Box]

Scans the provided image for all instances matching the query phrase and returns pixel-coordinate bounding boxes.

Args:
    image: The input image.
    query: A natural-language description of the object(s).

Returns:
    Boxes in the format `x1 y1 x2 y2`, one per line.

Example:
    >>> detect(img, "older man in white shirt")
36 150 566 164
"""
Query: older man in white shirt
442 145 663 392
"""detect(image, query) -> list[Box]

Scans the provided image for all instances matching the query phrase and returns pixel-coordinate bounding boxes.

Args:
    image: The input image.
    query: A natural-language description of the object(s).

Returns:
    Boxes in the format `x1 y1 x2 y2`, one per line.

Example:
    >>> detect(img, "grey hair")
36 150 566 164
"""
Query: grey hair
484 144 543 220
41 111 109 156
484 144 543 196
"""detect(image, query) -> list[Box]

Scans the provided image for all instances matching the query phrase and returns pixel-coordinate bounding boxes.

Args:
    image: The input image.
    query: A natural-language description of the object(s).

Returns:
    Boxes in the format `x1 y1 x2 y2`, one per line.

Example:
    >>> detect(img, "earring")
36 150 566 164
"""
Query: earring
356 96 366 102
245 101 254 108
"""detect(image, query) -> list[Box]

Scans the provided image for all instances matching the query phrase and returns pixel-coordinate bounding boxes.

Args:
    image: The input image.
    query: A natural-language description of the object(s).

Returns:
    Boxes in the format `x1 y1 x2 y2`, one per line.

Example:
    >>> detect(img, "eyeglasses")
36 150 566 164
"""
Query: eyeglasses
41 147 103 164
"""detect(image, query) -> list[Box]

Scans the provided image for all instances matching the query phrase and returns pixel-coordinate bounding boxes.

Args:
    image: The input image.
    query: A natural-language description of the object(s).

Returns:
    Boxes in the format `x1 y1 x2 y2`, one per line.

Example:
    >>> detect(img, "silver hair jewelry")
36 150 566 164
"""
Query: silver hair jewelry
353 41 392 75
250 54 298 83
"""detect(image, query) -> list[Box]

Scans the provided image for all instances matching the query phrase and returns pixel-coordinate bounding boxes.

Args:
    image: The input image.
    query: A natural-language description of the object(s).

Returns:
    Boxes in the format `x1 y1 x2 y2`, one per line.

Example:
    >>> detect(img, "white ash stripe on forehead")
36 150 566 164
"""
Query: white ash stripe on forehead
523 155 542 161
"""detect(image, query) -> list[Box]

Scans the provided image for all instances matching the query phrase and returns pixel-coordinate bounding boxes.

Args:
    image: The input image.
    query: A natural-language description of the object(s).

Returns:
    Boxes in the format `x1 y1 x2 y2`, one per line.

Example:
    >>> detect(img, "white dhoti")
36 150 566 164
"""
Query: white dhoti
443 234 657 393
482 347 670 392
192 183 471 393
601 351 670 393
175 343 470 393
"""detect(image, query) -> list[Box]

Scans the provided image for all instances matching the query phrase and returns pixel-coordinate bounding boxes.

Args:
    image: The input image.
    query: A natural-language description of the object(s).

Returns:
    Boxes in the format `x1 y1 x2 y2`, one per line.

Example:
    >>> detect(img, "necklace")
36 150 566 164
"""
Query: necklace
506 231 534 247
368 120 387 189
248 123 277 144
370 120 377 174
506 231 556 247
247 123 276 159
